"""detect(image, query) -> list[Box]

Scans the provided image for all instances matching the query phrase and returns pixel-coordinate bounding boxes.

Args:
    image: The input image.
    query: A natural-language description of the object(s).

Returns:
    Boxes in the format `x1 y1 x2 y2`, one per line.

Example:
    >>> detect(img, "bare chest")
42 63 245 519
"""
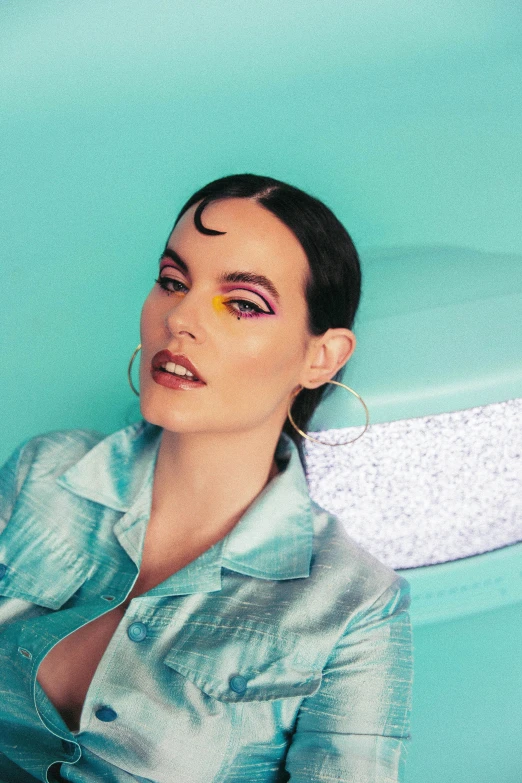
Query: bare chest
36 605 124 732
35 577 150 733
35 527 222 732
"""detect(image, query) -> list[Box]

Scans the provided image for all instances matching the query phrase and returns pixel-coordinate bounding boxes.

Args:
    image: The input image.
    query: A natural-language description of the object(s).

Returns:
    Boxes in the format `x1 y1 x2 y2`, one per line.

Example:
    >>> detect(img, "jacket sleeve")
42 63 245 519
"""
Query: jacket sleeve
0 437 35 534
284 575 413 783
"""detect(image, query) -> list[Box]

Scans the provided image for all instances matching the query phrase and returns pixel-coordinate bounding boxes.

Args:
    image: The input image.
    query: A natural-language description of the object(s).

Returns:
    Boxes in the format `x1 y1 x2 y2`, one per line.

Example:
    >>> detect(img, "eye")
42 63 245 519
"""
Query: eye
155 277 272 319
225 299 270 318
155 276 188 295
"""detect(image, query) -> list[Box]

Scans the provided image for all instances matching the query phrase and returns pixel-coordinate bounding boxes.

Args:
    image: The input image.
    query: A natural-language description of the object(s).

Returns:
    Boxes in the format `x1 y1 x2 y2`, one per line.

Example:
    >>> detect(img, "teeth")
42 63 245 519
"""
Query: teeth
163 362 195 378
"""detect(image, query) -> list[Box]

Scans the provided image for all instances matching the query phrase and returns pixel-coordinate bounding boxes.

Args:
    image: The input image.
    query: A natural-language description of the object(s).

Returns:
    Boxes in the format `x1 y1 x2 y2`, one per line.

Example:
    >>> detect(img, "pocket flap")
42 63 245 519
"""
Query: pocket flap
163 619 322 702
0 513 89 609
0 564 87 610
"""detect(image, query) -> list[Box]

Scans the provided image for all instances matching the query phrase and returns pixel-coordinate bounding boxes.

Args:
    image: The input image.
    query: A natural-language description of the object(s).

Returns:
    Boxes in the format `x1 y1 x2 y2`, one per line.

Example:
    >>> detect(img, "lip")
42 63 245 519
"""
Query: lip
151 350 205 383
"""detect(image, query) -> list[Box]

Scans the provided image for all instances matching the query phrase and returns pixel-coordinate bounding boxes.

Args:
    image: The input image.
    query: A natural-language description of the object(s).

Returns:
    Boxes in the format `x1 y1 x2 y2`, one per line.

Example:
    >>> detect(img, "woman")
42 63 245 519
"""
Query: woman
0 174 413 782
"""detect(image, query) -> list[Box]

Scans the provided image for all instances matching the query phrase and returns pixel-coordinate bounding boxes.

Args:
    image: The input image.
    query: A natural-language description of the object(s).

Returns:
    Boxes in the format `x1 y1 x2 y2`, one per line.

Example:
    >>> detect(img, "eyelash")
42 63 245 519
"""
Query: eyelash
154 276 269 319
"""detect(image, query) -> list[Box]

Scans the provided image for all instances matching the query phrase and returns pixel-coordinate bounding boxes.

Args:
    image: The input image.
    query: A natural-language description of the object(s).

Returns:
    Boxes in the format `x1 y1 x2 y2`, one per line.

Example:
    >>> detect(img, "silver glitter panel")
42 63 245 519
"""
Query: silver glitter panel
303 397 522 569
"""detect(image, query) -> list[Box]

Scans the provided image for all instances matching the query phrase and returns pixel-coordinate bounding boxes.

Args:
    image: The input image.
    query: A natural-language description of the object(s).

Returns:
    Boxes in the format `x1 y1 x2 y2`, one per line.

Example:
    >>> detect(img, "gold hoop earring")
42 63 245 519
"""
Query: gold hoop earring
287 380 370 446
128 343 141 397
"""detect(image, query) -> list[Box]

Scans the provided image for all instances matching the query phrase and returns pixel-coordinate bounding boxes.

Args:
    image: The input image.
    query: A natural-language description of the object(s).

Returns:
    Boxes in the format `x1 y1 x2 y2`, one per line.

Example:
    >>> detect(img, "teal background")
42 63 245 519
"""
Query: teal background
1 2 521 781
1 0 521 450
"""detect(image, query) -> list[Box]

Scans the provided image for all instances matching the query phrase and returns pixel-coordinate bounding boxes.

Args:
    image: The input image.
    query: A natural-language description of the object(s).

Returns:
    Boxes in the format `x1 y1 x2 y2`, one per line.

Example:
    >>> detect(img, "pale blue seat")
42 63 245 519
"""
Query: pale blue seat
308 245 522 783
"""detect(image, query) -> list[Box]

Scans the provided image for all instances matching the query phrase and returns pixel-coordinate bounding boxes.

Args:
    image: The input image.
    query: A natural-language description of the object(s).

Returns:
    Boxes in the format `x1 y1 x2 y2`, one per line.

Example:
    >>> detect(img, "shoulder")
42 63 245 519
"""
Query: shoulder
308 497 410 619
3 427 106 483
0 428 109 512
0 428 106 535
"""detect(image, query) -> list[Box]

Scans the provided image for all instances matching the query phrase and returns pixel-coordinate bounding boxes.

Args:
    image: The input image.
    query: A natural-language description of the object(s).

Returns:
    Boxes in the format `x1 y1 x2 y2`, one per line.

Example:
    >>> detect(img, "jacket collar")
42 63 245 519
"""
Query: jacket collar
56 420 161 513
56 420 313 581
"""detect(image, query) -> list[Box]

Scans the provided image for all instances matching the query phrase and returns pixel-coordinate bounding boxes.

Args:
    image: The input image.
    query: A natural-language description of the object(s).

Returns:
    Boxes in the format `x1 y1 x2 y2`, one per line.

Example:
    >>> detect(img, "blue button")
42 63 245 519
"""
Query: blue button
95 706 117 722
229 675 247 695
61 739 76 756
0 564 7 579
127 622 147 642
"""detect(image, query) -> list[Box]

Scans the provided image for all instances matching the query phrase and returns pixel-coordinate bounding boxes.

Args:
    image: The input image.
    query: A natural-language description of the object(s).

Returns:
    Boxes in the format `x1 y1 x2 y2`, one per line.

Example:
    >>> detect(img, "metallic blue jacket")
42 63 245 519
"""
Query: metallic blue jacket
0 420 413 782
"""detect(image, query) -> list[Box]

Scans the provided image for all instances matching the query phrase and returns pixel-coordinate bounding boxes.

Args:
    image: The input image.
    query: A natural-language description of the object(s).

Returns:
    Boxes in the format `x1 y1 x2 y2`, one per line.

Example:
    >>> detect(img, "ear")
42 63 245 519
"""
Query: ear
301 328 356 389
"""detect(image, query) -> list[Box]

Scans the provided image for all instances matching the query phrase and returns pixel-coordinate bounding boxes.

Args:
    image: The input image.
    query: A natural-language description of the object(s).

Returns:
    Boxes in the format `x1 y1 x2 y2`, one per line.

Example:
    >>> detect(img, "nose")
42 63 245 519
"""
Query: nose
163 289 206 342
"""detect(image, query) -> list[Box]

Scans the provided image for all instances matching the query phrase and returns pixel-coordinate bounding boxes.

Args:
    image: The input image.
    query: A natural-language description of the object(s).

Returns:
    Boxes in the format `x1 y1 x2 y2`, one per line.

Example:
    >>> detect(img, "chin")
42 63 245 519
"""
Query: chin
139 397 201 433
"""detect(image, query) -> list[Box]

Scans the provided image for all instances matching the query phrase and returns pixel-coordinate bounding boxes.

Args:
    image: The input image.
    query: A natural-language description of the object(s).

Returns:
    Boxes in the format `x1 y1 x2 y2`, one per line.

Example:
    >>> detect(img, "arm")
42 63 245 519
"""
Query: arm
285 576 413 783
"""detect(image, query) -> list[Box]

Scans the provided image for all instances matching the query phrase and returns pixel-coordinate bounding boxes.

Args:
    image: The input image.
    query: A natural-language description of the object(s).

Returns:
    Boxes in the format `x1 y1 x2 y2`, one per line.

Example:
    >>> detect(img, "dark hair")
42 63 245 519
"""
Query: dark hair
171 173 362 460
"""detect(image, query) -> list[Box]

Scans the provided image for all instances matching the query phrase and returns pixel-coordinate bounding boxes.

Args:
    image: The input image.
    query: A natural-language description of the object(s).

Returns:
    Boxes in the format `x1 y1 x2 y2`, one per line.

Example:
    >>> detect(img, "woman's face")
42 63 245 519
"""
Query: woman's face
139 197 317 438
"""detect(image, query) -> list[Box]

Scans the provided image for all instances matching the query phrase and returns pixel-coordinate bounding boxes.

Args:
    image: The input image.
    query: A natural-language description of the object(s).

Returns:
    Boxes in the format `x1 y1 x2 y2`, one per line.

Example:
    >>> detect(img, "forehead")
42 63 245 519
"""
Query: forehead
167 198 309 288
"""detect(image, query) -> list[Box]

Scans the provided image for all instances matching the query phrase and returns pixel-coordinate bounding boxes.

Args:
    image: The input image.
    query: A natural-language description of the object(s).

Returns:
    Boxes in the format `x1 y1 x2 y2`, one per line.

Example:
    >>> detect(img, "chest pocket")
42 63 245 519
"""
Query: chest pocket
0 513 89 610
163 618 322 702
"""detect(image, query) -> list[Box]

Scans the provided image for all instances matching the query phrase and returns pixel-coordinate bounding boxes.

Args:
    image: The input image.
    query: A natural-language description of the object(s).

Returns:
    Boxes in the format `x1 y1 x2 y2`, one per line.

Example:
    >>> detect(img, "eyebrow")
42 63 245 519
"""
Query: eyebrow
159 247 281 305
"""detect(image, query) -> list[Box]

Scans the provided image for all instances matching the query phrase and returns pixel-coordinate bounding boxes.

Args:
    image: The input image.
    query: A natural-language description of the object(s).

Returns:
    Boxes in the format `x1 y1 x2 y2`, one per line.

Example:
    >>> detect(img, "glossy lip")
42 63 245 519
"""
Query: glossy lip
151 368 206 390
151 350 205 382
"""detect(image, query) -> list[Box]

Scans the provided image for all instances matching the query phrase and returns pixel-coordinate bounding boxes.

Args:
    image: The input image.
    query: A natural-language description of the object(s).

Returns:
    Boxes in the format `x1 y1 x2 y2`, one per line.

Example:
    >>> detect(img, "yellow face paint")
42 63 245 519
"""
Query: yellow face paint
212 295 228 313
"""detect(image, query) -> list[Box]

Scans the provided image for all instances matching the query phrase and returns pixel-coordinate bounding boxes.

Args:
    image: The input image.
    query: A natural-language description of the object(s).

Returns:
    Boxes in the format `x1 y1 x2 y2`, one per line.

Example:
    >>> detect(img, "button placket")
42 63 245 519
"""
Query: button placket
95 706 118 722
229 675 248 695
127 621 148 642
77 604 135 730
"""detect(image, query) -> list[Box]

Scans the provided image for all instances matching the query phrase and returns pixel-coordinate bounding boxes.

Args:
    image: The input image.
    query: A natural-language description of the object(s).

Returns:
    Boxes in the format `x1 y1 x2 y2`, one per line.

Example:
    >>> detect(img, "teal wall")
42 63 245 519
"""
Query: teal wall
1 0 521 454
1 4 522 781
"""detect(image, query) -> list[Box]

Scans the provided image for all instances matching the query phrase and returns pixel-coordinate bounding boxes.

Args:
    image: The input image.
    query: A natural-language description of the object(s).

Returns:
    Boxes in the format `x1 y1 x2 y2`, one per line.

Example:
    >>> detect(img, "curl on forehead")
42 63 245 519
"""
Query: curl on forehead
193 197 227 236
171 198 311 288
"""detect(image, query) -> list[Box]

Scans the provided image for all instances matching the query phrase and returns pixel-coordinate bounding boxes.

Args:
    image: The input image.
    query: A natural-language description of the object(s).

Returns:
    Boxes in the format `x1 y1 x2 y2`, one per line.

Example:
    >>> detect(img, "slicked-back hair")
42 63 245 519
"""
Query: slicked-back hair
170 173 362 461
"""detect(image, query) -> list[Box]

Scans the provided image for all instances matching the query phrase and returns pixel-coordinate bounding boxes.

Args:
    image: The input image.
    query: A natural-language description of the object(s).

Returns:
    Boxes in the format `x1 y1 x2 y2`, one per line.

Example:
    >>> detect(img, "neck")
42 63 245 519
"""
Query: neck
149 425 283 543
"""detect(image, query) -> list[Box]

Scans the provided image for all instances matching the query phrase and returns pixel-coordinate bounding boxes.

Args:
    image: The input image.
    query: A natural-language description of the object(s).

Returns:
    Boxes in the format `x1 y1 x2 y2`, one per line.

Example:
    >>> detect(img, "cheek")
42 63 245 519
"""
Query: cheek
140 292 159 335
226 323 304 383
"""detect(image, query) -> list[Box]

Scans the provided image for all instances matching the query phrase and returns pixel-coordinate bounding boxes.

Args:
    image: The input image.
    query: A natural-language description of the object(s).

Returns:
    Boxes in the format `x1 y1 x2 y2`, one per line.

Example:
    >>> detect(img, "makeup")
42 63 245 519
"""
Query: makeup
156 257 276 321
159 249 280 313
151 369 206 390
212 295 227 313
150 349 206 389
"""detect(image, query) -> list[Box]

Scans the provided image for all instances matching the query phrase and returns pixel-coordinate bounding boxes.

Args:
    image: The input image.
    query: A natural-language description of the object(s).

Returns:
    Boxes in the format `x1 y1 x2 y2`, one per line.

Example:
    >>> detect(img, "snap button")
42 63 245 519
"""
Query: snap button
127 621 148 642
95 706 117 722
229 675 247 695
0 564 7 579
61 739 76 756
